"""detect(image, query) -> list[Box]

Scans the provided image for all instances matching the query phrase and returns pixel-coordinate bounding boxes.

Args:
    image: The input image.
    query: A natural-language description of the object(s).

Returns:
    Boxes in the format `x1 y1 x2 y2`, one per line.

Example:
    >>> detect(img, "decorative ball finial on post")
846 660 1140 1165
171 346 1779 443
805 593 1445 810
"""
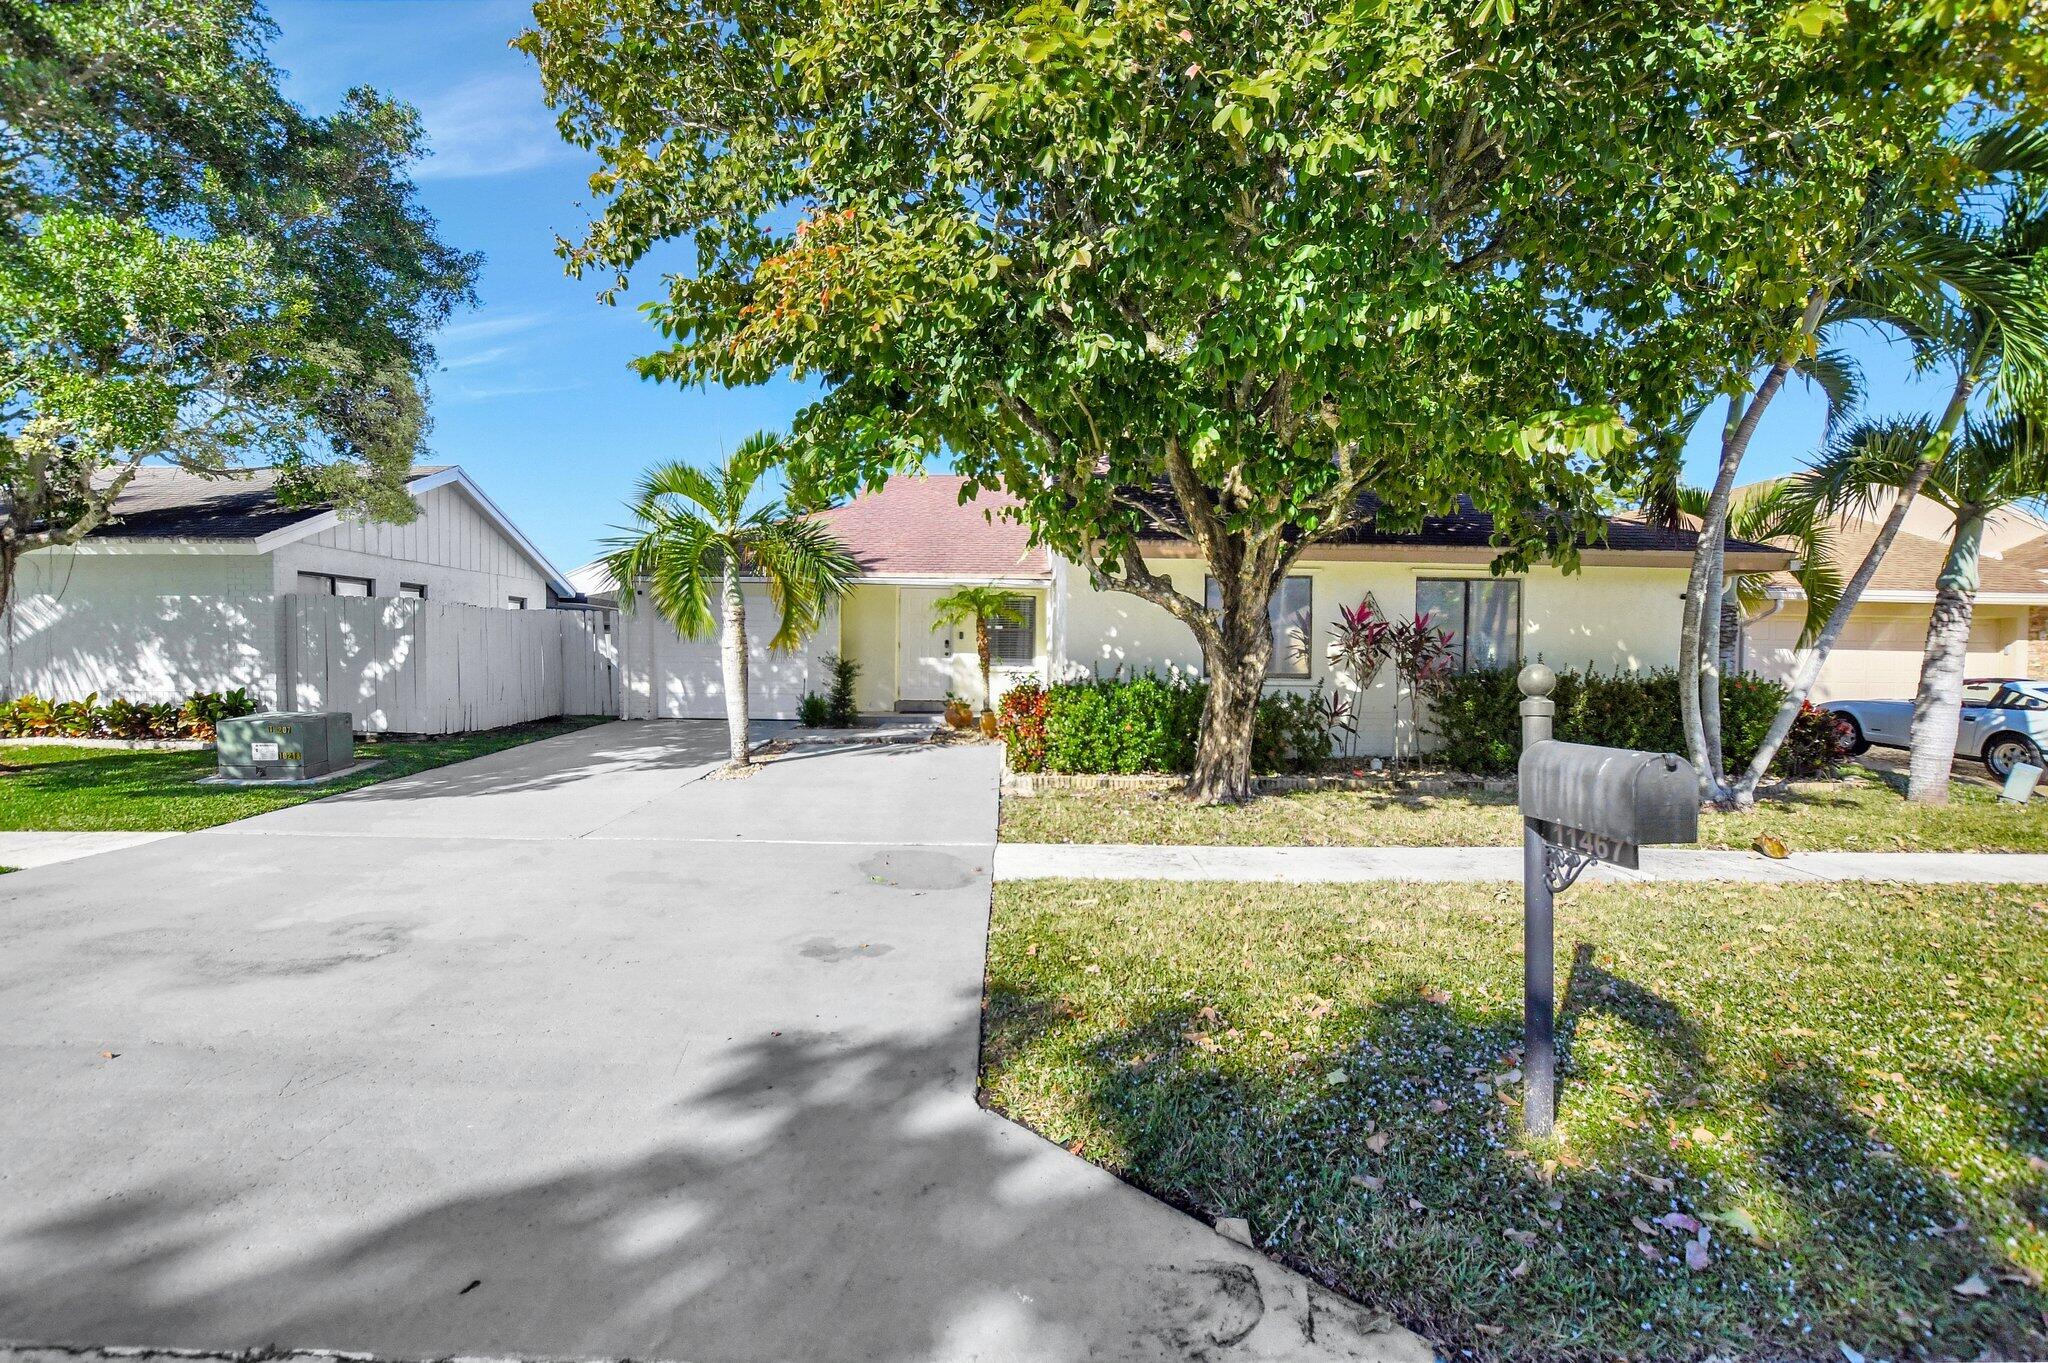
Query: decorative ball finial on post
1518 662 1555 749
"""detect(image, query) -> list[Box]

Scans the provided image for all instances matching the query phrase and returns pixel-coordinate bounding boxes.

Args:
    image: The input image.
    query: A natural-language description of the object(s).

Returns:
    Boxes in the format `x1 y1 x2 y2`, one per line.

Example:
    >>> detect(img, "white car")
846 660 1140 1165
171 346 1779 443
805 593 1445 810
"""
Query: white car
1827 678 2048 779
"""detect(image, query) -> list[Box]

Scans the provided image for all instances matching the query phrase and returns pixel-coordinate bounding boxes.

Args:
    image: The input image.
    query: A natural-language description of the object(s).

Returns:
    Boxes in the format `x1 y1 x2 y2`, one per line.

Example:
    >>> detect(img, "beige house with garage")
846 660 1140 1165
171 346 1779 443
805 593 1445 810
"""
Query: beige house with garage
1736 486 2048 701
612 474 1787 757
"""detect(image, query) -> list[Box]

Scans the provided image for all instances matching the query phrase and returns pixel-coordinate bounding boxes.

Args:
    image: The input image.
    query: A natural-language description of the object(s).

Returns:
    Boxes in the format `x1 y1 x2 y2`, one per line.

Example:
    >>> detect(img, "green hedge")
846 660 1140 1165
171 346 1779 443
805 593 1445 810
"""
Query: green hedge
999 676 1324 775
1431 667 1826 776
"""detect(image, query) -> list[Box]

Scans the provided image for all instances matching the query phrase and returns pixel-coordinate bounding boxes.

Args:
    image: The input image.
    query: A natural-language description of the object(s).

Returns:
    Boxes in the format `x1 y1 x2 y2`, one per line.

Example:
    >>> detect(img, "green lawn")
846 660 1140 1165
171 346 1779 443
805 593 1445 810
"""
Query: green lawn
983 879 2048 1362
0 717 612 832
1000 765 2048 852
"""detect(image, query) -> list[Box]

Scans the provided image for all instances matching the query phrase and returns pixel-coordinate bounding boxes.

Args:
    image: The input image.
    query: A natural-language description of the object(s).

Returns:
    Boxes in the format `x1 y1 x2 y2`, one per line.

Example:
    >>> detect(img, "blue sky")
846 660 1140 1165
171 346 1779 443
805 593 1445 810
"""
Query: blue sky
272 0 1947 574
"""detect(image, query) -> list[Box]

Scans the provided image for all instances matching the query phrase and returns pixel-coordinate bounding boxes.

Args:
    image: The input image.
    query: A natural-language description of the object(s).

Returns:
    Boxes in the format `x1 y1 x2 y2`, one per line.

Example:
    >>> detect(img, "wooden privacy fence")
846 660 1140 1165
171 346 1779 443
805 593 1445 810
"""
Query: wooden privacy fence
281 595 618 734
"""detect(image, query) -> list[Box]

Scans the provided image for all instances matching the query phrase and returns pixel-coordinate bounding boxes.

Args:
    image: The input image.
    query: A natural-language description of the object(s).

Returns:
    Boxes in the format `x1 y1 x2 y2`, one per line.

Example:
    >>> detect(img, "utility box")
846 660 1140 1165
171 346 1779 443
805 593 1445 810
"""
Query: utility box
215 711 355 782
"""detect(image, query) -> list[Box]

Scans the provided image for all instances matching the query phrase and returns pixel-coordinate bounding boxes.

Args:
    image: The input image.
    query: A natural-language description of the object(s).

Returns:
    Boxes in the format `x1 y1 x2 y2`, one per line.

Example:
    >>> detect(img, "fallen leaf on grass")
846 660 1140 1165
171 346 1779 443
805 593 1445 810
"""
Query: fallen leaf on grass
1704 1208 1763 1241
1426 1098 1449 1114
1349 1173 1385 1192
1753 833 1789 858
1685 1240 1713 1271
1504 1228 1538 1247
1953 1273 1993 1298
1657 1212 1702 1235
1364 1131 1390 1154
1508 1258 1530 1280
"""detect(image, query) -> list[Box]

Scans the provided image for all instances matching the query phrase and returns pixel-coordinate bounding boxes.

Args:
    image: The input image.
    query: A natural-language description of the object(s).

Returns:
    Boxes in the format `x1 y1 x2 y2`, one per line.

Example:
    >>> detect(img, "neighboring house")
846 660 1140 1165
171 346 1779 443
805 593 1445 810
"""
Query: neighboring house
8 465 585 715
616 474 1788 754
1737 486 2048 701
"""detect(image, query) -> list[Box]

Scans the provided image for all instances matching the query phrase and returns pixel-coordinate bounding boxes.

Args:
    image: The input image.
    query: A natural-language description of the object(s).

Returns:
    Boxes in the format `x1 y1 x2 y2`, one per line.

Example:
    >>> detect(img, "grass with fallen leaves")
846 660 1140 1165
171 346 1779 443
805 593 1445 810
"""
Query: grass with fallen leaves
982 879 2048 1362
999 765 2048 852
0 717 613 832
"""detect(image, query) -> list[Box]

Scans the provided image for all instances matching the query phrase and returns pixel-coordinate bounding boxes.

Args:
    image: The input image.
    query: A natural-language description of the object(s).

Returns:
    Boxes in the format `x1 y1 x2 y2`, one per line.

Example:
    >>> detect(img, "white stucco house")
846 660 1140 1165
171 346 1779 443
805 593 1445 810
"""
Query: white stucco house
609 475 1789 754
7 465 582 711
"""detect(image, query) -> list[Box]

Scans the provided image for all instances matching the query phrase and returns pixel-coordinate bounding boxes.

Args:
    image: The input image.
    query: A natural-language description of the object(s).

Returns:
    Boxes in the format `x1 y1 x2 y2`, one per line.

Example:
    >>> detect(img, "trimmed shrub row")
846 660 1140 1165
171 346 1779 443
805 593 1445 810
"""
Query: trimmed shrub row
1431 667 1851 778
0 688 260 742
998 668 1853 780
997 676 1325 776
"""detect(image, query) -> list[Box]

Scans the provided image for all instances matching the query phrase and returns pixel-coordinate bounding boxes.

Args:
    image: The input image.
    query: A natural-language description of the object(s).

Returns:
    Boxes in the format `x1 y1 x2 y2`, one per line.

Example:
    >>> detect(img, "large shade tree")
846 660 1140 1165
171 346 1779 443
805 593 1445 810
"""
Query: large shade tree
0 0 479 609
518 0 1917 801
604 433 859 767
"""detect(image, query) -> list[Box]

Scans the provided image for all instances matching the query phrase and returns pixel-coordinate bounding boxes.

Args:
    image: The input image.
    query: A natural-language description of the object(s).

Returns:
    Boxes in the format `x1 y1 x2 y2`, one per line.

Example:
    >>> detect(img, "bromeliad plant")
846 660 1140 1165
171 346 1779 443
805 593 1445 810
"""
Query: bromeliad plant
604 432 860 768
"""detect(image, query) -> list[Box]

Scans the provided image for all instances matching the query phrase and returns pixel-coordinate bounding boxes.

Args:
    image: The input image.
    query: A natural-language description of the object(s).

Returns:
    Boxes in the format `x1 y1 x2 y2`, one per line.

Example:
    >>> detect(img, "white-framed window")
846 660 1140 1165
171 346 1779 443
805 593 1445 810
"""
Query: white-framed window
1416 577 1522 672
1206 575 1313 678
398 582 428 600
507 596 528 610
989 596 1037 664
298 571 374 597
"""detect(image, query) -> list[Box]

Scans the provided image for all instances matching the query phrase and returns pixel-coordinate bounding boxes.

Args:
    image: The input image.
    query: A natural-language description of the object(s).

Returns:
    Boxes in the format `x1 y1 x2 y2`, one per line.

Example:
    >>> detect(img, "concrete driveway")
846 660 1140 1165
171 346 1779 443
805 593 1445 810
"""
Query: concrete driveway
0 721 1425 1363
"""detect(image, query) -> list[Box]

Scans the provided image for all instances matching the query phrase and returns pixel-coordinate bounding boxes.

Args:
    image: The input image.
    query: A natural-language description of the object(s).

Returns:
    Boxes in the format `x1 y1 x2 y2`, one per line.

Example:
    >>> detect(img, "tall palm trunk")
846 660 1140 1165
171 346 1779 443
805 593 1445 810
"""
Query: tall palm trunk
720 558 751 766
976 616 993 711
1736 365 1980 802
1906 509 1985 804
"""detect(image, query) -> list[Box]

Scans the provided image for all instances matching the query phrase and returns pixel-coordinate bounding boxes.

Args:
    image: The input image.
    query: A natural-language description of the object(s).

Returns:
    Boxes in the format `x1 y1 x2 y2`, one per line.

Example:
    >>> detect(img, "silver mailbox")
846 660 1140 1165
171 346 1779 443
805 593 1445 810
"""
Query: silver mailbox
1517 739 1698 868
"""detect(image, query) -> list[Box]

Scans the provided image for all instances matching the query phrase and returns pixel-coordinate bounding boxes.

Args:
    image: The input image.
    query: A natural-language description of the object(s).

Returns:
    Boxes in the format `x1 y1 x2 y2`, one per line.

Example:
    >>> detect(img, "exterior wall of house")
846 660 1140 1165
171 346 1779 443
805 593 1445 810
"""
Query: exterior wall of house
268 483 549 607
617 588 842 721
833 581 1051 713
7 548 283 705
1049 553 1690 755
1743 601 2031 701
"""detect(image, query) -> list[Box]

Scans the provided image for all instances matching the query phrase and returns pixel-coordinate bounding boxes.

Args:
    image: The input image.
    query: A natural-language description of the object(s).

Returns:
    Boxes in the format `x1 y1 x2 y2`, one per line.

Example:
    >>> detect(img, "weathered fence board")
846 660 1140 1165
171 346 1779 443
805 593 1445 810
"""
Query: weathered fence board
9 592 619 734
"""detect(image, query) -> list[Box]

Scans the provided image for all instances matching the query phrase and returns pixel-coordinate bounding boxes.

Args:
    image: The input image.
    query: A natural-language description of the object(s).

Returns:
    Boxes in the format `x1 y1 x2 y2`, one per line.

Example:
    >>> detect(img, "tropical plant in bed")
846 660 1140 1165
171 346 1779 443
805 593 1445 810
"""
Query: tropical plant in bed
604 432 859 767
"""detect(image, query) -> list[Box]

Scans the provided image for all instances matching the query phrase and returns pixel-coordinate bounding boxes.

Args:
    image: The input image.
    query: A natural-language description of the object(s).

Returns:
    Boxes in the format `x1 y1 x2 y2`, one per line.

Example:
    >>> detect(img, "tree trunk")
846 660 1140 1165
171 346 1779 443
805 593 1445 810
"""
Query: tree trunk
1906 510 1984 805
721 560 750 766
1718 591 1742 681
976 617 993 711
1188 592 1273 804
1700 527 1726 781
1679 290 1825 803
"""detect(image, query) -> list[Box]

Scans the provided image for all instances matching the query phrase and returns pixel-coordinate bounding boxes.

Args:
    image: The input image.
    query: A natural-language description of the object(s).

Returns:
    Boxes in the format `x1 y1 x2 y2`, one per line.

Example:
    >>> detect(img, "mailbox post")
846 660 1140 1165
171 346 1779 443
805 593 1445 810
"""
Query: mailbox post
1515 664 1699 1137
1518 665 1560 1137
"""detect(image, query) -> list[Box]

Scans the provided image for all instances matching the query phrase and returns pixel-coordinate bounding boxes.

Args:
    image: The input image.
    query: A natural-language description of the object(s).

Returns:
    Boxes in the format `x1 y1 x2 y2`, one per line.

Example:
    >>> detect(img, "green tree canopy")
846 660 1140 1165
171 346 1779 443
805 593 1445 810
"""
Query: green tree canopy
0 0 480 601
524 0 2037 798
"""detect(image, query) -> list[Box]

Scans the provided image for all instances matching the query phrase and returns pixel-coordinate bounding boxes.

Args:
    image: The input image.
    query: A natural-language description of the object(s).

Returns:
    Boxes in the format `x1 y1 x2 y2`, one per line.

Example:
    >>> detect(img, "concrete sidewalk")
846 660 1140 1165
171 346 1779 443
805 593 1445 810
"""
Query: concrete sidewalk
0 831 181 870
995 842 2048 884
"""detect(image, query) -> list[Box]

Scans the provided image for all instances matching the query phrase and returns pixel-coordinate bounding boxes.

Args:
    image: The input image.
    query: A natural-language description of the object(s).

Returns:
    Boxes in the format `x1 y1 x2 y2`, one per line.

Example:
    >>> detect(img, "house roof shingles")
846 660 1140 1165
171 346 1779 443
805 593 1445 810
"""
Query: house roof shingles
1129 489 1784 560
815 475 1050 579
86 465 452 541
1773 518 2048 599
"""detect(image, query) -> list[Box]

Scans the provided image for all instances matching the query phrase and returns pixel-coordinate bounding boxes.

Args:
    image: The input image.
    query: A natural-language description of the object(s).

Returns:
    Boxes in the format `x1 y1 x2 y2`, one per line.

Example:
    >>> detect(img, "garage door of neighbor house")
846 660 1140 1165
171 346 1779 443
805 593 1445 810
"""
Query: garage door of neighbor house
1745 604 2020 702
620 589 838 720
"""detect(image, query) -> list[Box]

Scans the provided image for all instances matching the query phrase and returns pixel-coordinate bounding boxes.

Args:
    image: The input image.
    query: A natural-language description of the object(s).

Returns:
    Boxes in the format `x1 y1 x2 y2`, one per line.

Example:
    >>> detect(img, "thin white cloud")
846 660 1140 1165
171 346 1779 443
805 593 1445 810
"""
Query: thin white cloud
412 70 574 181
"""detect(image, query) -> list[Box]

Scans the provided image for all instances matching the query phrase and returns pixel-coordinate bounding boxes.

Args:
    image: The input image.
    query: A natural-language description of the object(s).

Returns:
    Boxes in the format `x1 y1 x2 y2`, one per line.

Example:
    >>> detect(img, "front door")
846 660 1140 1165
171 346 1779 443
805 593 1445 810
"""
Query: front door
896 587 956 710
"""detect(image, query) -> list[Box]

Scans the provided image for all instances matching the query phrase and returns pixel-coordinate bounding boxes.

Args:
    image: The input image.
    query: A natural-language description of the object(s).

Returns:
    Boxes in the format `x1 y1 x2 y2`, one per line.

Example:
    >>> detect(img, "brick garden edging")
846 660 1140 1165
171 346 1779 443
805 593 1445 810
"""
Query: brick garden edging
1001 769 1516 797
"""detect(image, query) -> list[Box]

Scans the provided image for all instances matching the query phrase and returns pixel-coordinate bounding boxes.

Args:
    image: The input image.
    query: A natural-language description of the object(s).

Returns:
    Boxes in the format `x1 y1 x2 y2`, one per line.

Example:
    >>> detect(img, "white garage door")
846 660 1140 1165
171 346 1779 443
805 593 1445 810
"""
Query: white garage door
1744 603 2021 702
620 589 839 720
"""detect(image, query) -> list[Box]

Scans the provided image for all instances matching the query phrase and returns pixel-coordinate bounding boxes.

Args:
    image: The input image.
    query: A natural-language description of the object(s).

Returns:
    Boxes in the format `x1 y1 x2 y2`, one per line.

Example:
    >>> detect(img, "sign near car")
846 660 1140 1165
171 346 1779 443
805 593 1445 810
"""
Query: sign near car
1514 664 1701 1137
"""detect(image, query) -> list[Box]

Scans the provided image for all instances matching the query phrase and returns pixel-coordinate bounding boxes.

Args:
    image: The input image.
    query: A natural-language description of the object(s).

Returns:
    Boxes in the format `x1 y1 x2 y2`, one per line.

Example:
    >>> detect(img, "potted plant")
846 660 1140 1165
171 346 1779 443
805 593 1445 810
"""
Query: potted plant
943 690 974 729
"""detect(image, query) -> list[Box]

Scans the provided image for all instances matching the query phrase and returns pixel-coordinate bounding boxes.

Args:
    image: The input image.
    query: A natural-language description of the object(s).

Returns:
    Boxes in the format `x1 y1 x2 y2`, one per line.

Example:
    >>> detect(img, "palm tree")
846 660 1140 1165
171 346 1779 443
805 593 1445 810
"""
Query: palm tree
931 585 1026 717
604 433 859 767
1733 126 2048 803
1801 413 2048 801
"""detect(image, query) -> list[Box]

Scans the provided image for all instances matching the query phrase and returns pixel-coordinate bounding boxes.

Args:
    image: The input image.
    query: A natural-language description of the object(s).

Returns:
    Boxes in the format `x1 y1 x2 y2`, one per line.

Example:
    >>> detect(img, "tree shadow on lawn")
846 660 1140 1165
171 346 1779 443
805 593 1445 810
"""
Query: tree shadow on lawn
982 941 2048 1362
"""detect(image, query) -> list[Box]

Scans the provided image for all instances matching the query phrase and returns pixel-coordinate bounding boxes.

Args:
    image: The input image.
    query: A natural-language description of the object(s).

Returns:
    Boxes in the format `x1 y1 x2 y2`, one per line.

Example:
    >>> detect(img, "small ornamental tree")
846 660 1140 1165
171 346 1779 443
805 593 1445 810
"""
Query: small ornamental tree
931 586 1027 716
522 0 2033 801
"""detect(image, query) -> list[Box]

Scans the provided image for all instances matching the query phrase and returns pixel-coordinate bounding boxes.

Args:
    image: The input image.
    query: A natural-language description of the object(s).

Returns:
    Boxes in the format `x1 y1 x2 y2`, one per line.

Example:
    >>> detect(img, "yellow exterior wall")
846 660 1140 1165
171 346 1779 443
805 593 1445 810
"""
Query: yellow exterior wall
839 584 900 713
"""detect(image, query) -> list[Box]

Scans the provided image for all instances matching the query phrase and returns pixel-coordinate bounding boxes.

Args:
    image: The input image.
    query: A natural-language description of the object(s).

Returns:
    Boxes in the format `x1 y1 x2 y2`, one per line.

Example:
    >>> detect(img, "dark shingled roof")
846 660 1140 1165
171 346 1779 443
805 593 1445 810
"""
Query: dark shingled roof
1135 490 1783 558
85 465 451 541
